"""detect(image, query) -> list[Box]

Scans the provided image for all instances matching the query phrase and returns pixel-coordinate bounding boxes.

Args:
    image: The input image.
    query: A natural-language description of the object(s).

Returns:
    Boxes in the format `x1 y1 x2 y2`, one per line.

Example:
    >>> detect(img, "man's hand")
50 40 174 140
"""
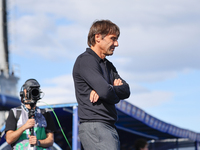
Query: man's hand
28 135 37 145
113 78 123 86
6 118 35 145
90 90 99 103
23 119 35 130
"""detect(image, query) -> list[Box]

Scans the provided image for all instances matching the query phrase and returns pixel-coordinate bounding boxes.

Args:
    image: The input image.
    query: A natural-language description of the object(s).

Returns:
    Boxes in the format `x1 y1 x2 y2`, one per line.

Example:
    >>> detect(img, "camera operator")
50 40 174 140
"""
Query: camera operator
5 79 56 150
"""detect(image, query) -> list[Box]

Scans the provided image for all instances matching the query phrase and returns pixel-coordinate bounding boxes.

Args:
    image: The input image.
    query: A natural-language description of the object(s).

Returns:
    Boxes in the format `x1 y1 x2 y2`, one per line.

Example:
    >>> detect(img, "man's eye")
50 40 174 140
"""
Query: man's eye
111 38 117 41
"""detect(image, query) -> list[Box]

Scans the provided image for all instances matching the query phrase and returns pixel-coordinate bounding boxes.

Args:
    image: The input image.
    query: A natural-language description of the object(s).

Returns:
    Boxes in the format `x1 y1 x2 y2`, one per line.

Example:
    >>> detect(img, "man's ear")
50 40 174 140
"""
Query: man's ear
95 34 102 43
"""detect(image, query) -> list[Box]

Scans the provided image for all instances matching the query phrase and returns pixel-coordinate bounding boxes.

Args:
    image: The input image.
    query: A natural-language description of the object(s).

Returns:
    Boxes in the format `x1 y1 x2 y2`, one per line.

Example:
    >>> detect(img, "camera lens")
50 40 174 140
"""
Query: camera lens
32 88 39 96
31 88 40 100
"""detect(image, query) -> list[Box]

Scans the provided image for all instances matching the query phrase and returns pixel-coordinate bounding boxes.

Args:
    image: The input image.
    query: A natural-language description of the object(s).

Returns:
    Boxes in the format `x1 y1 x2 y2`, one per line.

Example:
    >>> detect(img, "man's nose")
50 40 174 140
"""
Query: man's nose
114 40 119 47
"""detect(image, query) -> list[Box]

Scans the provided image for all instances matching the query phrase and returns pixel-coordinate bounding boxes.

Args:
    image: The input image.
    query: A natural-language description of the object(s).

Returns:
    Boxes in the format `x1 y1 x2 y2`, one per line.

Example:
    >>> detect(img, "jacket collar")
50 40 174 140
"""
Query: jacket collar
86 48 107 63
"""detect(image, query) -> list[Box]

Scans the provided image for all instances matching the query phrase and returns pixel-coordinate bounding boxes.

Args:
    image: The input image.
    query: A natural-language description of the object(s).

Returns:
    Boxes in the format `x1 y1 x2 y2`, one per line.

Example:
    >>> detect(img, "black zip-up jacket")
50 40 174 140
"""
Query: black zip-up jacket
73 48 130 126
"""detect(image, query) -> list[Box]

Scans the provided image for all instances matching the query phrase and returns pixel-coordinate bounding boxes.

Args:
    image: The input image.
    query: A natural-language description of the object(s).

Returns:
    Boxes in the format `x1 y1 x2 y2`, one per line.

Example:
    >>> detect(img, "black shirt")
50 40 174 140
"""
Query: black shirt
73 48 130 126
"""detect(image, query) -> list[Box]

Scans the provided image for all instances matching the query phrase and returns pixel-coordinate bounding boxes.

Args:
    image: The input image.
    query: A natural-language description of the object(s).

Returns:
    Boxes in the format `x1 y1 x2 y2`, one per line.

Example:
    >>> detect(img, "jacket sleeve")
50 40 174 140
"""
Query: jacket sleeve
5 109 17 133
110 63 130 100
79 55 120 105
42 111 56 133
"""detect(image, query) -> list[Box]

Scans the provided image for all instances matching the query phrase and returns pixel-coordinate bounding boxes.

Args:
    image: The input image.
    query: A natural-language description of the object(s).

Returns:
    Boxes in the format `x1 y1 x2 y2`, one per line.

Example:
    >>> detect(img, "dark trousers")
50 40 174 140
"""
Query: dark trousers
79 122 120 150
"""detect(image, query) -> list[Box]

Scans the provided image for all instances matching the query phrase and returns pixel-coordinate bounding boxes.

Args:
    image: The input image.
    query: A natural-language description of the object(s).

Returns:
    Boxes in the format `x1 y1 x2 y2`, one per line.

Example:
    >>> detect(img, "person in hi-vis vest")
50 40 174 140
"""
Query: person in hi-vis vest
5 79 56 150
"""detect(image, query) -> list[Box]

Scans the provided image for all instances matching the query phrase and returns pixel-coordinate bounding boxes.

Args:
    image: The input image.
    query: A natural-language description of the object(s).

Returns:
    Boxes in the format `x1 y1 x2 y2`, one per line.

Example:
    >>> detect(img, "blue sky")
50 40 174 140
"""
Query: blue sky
6 0 200 132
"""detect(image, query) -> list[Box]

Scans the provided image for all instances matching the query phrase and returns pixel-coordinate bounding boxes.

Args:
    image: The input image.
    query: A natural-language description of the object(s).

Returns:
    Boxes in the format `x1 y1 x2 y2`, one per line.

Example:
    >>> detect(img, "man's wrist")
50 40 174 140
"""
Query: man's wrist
36 140 41 146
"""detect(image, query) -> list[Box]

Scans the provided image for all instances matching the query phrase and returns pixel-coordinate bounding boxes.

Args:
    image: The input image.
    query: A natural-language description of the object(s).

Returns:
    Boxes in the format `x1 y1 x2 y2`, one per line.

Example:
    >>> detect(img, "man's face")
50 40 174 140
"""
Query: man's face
141 144 148 150
99 34 119 57
23 89 36 109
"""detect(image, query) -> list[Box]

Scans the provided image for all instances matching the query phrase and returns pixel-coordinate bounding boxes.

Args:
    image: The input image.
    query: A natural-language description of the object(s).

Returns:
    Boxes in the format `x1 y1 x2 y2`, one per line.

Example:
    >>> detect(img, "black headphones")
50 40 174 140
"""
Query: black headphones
20 79 41 102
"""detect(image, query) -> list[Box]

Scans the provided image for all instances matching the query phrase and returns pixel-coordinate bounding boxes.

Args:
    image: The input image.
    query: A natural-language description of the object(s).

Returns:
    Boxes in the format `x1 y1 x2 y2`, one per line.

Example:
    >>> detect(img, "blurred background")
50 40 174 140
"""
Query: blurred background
4 0 200 134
